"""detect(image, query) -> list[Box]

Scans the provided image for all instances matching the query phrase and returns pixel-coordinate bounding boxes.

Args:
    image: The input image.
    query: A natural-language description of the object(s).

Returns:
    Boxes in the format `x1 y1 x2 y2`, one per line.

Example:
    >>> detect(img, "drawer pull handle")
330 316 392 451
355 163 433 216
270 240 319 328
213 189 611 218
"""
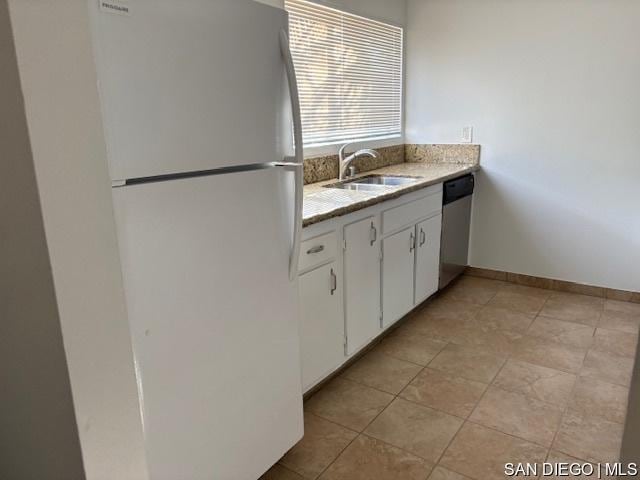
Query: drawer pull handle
370 222 377 246
420 229 426 247
307 245 324 255
410 231 416 252
330 268 337 295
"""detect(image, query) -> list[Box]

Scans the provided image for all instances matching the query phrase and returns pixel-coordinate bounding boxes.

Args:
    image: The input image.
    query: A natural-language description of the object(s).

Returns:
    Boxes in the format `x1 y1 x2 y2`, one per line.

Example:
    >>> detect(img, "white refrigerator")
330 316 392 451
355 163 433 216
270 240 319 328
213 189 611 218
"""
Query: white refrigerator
88 1 304 479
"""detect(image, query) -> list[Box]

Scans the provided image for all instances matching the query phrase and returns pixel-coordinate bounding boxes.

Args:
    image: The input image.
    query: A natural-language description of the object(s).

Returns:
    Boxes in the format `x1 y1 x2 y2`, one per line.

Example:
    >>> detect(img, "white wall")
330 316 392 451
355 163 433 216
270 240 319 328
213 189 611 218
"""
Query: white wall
7 1 149 479
256 0 406 26
254 0 285 9
0 1 86 477
406 0 640 291
306 0 406 26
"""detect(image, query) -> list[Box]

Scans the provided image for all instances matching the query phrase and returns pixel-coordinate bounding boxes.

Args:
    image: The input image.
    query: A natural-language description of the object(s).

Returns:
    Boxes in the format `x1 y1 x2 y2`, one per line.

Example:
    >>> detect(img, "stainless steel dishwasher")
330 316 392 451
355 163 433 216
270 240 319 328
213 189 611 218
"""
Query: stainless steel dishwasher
439 174 475 289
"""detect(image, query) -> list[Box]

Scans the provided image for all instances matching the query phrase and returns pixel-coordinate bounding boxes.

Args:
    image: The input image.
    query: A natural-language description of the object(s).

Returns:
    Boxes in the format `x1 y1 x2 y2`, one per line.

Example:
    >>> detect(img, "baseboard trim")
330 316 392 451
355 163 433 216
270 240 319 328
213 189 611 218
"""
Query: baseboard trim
466 267 640 304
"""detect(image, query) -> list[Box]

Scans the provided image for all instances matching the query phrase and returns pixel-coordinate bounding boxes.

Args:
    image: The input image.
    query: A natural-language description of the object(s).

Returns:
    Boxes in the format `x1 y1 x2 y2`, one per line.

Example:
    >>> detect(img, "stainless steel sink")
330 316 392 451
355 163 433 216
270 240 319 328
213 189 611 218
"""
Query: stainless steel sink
325 174 421 191
325 183 389 192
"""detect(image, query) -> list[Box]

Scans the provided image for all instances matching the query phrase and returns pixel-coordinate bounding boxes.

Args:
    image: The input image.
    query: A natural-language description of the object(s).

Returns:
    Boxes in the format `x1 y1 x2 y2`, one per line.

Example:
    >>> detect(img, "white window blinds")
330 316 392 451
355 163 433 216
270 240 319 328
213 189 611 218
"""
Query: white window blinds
285 0 403 147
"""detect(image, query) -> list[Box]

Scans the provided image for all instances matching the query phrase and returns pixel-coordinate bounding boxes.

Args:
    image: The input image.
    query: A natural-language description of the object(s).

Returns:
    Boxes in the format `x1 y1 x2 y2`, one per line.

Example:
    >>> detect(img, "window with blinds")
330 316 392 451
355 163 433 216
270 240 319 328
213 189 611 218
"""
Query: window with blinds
285 0 403 147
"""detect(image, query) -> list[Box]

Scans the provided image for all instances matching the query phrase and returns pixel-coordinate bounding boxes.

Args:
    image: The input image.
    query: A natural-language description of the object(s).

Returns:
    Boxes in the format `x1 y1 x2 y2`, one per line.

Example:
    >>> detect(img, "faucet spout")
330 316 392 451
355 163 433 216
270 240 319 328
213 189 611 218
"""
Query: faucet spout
338 144 381 180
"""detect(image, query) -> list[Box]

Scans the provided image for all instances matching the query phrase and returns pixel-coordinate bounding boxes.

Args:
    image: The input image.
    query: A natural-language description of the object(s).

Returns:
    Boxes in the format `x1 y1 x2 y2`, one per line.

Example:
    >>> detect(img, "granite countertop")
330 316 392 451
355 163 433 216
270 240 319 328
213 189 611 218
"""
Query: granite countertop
303 162 480 227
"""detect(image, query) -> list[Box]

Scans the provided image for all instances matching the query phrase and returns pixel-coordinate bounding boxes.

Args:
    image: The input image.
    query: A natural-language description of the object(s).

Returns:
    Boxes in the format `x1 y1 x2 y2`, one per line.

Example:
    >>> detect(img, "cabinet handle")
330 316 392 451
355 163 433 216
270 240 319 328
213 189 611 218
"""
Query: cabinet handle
307 245 324 255
420 228 426 247
370 222 377 246
410 232 416 252
330 268 337 295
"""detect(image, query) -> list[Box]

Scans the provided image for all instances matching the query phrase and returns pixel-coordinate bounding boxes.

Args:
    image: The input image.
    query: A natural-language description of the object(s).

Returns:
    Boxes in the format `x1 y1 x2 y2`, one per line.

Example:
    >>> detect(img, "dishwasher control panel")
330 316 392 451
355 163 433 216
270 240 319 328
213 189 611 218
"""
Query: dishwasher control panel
443 174 475 205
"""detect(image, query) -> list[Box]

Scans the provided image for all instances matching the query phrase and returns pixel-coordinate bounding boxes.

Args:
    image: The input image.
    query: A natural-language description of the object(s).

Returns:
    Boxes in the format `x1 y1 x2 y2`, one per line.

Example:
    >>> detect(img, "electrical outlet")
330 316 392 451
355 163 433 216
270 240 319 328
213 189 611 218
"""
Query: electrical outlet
462 126 473 143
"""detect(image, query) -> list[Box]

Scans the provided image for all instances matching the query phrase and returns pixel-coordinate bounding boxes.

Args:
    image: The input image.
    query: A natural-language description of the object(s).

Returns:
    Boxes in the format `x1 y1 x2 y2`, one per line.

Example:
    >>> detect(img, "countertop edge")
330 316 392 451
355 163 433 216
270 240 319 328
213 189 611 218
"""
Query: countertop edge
302 164 480 228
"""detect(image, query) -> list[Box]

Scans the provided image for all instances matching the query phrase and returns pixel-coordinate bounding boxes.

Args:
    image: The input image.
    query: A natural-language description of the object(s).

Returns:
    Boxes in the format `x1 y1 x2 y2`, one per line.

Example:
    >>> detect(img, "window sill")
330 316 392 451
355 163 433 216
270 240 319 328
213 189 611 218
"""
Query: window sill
303 134 404 159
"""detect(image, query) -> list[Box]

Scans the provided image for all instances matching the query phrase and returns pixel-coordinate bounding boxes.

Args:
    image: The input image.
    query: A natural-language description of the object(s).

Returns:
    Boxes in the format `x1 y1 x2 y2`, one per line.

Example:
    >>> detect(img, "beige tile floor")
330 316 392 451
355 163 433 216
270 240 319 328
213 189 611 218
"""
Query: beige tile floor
262 275 639 480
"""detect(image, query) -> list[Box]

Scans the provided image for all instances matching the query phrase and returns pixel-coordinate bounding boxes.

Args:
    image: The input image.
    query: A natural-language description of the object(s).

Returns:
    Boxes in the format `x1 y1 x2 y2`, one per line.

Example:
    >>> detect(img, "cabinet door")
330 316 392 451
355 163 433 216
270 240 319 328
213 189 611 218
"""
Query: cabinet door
415 214 442 305
344 216 381 355
382 226 416 328
299 263 343 391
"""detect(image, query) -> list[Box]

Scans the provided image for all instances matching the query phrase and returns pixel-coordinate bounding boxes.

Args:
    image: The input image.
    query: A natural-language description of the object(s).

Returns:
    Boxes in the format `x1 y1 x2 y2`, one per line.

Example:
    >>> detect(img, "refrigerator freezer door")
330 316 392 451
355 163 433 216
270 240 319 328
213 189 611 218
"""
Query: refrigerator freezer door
112 167 302 480
90 0 291 180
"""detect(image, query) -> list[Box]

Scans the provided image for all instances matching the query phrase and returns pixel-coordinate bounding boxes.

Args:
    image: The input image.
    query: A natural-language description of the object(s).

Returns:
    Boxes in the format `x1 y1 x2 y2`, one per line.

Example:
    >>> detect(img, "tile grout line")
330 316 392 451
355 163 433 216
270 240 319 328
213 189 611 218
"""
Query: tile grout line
311 431 357 480
301 410 361 435
471 294 563 454
296 403 570 478
315 379 418 478
394 393 474 423
274 463 305 479
311 348 434 479
455 288 627 466
300 355 426 478
445 292 561 457
316 309 483 477
546 362 585 463
462 292 513 419
337 371 418 398
357 344 471 475
321 365 456 476
463 360 507 425
301 390 391 480
300 282 631 478
495 292 627 461
565 336 632 432
379 328 450 363
429 297 514 477
429 411 467 468
462 418 554 451
373 346 442 368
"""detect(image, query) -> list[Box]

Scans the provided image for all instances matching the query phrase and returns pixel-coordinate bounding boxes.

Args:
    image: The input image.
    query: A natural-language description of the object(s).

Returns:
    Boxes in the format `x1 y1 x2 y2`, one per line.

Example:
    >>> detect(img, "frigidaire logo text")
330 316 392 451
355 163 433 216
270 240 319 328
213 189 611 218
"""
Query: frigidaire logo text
101 2 129 14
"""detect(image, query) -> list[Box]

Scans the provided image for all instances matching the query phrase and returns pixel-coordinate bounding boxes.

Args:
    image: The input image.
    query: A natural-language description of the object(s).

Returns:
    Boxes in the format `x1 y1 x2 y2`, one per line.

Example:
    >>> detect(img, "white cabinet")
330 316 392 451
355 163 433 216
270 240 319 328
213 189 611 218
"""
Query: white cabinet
344 216 381 355
299 262 342 392
299 232 338 273
298 182 445 391
382 193 441 235
382 227 416 328
380 190 443 328
415 214 442 304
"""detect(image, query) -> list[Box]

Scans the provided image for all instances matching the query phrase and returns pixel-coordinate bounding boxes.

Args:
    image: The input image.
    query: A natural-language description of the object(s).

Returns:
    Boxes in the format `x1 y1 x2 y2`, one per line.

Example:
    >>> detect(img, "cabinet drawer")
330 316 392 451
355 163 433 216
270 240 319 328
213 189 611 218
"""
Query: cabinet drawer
299 232 338 272
382 192 441 235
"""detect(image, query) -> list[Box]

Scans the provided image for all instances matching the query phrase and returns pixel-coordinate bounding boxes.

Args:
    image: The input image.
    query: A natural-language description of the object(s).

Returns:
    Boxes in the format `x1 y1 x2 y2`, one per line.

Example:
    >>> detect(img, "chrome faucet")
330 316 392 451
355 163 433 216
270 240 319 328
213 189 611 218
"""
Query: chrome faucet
338 143 381 180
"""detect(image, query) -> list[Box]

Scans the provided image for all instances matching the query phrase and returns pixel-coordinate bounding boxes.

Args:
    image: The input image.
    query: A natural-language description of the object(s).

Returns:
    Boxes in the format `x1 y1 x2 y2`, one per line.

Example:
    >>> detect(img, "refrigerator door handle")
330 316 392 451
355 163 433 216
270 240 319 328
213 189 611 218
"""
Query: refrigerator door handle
280 29 303 166
276 162 303 280
280 29 304 281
